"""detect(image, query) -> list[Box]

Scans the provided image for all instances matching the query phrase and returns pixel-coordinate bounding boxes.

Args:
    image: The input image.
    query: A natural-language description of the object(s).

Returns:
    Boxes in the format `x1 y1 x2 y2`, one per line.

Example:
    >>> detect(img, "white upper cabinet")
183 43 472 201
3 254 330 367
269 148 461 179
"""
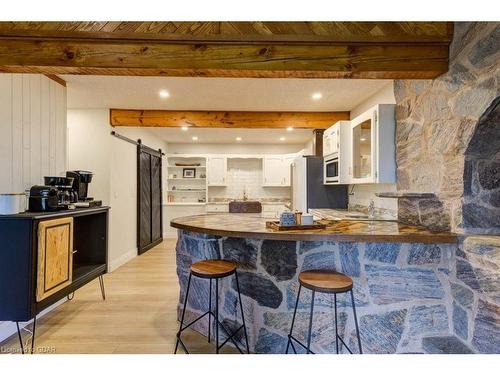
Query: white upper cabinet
263 154 294 187
207 156 227 186
323 123 340 157
350 104 396 184
263 156 284 186
323 121 351 185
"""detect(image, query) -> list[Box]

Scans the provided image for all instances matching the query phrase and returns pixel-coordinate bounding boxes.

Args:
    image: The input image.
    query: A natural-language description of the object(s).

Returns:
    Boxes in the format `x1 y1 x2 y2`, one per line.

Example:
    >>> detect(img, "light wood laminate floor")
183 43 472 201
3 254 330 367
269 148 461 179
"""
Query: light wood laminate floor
0 239 237 354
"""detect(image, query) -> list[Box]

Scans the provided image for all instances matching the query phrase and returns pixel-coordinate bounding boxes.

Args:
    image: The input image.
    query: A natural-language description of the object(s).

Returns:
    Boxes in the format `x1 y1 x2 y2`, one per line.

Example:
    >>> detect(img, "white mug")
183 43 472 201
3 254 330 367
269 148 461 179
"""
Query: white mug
301 213 314 225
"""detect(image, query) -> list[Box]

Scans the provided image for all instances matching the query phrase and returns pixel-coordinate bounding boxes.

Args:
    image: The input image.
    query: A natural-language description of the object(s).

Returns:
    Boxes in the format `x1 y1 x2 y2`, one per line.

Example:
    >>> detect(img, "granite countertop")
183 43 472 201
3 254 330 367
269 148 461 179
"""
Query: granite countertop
309 208 397 221
170 213 457 244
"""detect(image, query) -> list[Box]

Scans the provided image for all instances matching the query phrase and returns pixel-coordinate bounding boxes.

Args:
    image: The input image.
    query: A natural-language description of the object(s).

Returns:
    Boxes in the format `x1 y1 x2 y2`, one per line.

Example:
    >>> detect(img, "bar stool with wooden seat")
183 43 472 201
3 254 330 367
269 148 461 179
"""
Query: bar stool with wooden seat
174 259 250 354
286 270 363 354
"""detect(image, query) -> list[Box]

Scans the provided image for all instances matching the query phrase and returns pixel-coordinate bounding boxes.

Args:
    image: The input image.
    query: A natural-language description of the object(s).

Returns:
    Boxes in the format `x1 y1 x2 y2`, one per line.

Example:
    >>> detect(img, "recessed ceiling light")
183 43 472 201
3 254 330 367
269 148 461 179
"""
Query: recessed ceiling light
279 137 286 141
286 127 294 132
360 137 367 142
181 126 188 131
159 89 170 98
236 137 242 141
192 136 198 141
312 92 322 100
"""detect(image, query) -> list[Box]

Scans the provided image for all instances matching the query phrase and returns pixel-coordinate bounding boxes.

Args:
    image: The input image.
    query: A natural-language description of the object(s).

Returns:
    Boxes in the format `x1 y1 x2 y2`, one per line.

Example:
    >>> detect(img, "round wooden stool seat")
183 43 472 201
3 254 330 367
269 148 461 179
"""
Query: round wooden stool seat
299 270 353 293
190 260 237 279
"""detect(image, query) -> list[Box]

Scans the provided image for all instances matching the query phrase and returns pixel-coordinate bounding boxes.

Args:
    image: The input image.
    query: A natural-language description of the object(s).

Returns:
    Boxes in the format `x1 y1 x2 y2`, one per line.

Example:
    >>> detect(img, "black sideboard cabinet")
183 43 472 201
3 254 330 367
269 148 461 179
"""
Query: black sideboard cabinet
0 207 109 326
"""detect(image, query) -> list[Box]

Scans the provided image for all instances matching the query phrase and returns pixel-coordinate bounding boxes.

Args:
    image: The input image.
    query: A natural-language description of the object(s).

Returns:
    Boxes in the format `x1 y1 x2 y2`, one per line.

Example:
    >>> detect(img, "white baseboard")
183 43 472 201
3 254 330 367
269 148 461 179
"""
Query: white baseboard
163 232 178 239
108 248 137 272
0 298 66 344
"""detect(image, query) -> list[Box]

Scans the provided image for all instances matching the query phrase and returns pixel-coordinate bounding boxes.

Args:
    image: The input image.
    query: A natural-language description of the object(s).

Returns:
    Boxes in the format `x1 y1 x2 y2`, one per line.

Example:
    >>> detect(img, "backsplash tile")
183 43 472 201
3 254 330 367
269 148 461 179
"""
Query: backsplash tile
209 159 290 202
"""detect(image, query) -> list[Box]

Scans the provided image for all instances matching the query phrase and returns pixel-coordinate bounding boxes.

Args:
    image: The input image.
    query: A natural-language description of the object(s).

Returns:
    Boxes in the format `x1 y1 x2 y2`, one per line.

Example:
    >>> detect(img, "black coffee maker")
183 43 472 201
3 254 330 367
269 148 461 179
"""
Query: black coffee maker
66 171 102 207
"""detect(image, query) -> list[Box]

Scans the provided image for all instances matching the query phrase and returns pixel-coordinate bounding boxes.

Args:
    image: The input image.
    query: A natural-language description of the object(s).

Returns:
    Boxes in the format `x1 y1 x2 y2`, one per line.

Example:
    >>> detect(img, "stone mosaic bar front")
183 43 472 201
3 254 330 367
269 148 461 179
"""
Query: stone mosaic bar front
175 230 499 354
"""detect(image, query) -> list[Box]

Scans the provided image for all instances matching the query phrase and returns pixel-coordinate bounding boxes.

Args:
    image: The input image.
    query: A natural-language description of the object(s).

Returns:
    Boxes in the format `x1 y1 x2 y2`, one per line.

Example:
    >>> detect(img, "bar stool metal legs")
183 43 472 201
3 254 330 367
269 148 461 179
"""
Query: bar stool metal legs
174 268 250 354
286 269 363 354
235 271 250 353
286 284 302 354
351 289 363 354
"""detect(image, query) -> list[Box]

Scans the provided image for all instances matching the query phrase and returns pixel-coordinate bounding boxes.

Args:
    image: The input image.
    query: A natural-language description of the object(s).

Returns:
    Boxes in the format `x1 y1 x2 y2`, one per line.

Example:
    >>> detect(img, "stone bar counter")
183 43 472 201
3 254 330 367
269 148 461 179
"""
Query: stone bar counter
171 214 498 354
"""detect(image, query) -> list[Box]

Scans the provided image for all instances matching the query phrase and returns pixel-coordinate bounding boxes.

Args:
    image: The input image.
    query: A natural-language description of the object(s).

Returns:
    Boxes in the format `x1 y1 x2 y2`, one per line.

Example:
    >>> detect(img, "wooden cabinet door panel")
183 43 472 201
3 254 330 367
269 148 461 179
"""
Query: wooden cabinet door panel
36 217 73 302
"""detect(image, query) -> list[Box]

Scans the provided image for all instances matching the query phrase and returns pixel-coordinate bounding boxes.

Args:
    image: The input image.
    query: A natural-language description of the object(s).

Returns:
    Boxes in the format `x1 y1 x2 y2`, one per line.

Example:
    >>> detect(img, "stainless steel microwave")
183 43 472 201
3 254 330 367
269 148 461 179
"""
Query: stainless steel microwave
324 155 339 184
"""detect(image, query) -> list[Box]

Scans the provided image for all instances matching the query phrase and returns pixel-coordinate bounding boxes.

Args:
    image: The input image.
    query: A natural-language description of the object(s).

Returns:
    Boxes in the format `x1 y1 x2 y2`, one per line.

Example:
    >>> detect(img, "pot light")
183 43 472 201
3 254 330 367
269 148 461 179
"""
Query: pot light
181 126 188 131
286 127 294 132
279 137 286 141
159 89 170 98
360 137 367 142
236 137 242 141
312 92 322 100
192 136 198 141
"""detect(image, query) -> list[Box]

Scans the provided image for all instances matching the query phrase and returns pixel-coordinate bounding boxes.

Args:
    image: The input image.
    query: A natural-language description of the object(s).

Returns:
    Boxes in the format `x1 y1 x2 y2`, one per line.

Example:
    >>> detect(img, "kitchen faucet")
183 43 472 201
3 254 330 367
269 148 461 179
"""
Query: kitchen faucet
368 199 375 219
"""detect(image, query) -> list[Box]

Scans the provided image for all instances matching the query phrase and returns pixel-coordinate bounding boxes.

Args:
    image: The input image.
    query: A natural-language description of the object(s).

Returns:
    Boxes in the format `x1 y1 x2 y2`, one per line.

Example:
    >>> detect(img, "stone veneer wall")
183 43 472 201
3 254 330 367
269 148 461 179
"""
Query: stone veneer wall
394 22 499 233
175 230 500 353
463 97 500 233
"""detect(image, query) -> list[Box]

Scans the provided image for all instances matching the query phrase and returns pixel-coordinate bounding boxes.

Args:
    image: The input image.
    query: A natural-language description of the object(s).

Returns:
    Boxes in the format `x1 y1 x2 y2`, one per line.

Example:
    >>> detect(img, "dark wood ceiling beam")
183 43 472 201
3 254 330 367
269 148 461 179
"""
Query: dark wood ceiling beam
109 109 351 129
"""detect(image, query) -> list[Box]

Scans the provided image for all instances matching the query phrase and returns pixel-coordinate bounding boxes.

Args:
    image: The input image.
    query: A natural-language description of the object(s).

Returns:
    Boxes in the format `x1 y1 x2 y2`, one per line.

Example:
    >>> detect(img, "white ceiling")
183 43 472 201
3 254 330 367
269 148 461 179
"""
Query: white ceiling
63 75 391 111
63 75 392 144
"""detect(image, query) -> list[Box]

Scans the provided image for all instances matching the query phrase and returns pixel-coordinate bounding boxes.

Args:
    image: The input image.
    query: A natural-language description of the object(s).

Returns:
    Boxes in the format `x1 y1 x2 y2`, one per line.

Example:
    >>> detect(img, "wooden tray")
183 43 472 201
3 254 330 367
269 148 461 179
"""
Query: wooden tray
266 221 327 231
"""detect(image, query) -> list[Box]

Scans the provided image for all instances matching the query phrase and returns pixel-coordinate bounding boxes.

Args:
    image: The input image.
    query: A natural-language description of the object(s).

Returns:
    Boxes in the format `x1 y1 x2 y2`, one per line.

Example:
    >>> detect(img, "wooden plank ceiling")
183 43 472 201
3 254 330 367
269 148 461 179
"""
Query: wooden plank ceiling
110 109 351 129
0 22 453 79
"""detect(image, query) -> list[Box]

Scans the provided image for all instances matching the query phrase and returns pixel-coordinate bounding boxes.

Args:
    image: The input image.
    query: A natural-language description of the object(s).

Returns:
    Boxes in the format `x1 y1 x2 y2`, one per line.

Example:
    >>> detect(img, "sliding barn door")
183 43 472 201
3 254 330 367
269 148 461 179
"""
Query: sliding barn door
137 145 163 254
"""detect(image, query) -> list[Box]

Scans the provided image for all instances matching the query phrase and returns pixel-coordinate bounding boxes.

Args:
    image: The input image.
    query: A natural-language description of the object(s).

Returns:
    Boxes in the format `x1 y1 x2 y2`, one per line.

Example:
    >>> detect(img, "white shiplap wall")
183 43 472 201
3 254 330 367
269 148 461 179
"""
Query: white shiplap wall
0 74 67 194
0 73 67 343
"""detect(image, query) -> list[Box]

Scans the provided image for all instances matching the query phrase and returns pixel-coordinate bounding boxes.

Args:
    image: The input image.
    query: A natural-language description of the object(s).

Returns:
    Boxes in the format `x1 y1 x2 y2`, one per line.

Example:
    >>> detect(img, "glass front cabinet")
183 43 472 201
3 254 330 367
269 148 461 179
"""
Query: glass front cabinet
350 104 396 184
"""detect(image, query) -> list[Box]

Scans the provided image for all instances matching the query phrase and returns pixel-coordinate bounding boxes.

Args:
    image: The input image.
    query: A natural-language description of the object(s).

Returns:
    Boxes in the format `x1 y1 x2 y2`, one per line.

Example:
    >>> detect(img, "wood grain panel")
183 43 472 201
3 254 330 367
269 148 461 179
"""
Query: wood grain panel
36 217 73 302
0 22 452 79
0 21 452 40
0 39 449 79
110 109 351 129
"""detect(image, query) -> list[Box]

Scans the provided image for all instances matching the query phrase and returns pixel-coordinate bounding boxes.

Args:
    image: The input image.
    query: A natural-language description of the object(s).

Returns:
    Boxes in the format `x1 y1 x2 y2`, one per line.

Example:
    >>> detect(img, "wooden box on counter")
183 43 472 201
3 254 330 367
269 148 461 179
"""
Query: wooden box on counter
0 207 109 322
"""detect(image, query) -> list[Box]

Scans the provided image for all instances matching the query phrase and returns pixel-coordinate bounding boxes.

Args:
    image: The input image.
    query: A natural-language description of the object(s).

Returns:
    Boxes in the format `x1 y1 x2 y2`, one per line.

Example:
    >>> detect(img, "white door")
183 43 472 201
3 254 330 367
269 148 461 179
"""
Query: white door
207 156 227 186
263 156 284 186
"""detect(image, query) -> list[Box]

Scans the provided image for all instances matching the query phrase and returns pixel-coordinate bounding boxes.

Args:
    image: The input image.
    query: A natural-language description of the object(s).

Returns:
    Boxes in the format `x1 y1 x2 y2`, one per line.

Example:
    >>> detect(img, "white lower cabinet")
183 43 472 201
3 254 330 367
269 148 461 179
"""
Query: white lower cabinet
206 204 229 213
261 203 287 219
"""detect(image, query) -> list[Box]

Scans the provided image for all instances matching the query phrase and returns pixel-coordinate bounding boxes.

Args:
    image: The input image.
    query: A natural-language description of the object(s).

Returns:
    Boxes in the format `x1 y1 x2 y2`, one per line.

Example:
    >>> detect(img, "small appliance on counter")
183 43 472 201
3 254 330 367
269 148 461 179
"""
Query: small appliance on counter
44 176 77 210
66 170 102 208
28 186 59 212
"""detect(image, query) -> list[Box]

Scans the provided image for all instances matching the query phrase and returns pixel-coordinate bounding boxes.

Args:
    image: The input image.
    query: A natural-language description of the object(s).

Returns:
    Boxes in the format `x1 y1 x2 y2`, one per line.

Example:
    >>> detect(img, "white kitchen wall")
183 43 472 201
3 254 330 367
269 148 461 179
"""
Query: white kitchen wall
348 82 398 214
67 110 111 205
67 110 167 271
0 74 67 194
350 82 396 119
209 158 290 201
